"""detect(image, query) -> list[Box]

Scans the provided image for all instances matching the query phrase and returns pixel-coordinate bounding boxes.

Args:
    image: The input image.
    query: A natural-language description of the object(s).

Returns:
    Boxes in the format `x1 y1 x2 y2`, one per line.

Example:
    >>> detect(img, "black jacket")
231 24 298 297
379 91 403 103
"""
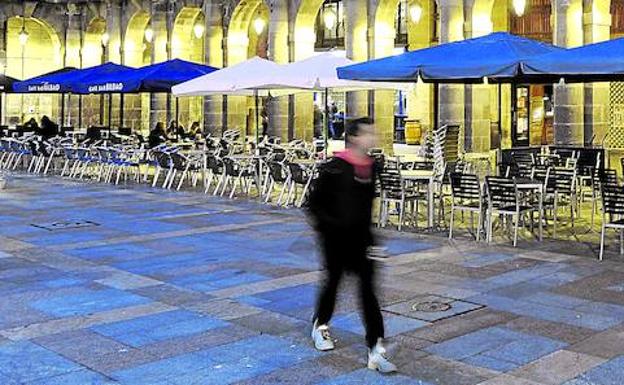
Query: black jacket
307 157 377 265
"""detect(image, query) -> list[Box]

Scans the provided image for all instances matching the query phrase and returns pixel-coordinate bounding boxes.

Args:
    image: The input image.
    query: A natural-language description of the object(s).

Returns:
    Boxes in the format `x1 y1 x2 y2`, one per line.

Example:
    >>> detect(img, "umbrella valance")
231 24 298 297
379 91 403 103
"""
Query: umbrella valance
12 63 132 93
521 37 624 83
75 59 219 94
337 32 562 83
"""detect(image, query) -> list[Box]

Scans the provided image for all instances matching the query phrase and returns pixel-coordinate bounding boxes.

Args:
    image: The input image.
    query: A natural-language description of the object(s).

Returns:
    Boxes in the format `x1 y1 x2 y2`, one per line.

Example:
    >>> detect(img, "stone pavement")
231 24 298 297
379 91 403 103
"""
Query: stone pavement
0 174 623 385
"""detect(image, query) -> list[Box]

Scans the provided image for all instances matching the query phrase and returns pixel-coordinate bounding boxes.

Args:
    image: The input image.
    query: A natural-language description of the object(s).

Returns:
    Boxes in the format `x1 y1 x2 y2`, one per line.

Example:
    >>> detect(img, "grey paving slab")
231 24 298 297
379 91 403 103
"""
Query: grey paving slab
509 350 606 385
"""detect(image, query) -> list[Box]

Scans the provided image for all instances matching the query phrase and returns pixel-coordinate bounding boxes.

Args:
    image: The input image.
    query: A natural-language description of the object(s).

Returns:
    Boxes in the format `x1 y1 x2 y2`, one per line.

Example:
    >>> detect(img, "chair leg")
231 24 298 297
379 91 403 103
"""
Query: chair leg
448 206 454 240
476 209 482 242
620 229 623 255
513 213 519 247
177 169 188 191
600 225 606 261
487 211 494 243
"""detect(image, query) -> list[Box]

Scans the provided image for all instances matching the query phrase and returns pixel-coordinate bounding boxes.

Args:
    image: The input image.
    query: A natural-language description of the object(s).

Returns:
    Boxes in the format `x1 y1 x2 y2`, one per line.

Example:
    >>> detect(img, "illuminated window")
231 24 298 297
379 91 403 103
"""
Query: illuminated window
315 0 344 49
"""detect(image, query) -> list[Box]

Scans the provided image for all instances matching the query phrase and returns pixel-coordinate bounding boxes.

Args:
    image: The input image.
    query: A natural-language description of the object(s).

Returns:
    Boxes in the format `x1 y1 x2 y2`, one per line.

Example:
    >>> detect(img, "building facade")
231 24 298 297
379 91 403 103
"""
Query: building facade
0 0 622 157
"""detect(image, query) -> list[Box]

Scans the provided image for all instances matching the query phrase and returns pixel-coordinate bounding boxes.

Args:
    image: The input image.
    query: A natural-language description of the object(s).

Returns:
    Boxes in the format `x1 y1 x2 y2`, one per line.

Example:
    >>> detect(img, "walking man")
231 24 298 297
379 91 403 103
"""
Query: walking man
306 117 396 373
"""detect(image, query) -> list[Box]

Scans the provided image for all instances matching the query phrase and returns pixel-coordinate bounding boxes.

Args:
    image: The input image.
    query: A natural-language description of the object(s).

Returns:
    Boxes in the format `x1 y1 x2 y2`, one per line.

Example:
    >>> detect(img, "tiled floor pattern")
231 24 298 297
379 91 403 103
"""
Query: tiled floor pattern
0 175 623 384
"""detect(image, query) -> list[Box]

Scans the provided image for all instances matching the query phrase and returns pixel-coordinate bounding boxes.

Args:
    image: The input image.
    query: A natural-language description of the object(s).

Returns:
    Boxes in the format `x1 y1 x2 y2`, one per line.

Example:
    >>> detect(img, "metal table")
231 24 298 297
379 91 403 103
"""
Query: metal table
402 169 436 229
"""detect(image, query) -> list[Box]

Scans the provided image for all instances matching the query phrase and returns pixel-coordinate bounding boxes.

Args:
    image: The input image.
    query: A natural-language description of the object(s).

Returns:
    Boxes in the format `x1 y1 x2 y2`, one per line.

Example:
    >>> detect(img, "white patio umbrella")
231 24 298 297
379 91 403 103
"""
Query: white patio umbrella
255 53 410 153
173 57 310 145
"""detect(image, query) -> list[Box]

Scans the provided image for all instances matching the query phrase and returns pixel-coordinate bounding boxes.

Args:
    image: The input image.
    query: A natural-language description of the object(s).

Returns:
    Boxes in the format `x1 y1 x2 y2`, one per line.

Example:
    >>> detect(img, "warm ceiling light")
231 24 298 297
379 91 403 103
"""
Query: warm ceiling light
512 0 526 17
101 32 110 46
193 23 205 39
144 27 154 43
18 27 29 46
253 18 266 35
409 3 423 23
323 9 337 30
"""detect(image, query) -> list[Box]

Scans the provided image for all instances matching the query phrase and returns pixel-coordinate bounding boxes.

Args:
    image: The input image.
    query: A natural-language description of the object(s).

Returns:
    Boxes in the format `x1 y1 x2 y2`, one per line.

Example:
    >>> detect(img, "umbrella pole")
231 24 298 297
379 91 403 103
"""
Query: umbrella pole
255 90 259 151
120 94 125 129
498 83 502 149
108 94 112 129
61 94 65 127
433 83 439 130
78 95 82 129
0 93 3 126
175 97 179 128
324 88 329 158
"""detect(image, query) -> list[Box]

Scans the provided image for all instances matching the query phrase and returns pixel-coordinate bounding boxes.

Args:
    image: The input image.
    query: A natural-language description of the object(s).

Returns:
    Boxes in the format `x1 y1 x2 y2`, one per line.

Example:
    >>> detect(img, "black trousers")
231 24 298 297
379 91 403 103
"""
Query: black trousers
314 248 384 349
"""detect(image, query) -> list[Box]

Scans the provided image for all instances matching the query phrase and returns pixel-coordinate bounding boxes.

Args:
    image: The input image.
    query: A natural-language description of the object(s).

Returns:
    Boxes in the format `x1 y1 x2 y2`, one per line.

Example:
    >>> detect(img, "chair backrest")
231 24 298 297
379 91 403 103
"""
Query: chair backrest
551 167 576 195
268 161 287 182
378 167 403 195
596 168 618 189
449 172 481 201
287 162 311 184
532 166 555 194
223 157 240 176
485 176 517 209
602 184 624 216
206 154 222 172
153 151 171 168
169 152 188 169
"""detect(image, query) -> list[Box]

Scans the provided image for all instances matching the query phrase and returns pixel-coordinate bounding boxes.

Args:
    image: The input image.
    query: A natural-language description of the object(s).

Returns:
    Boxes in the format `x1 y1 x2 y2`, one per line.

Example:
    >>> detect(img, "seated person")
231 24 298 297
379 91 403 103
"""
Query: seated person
148 122 169 148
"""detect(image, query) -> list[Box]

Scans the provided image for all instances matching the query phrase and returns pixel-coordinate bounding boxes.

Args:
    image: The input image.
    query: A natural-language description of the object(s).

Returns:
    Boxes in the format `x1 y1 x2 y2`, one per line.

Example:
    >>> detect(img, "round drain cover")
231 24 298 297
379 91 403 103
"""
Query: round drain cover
411 301 451 313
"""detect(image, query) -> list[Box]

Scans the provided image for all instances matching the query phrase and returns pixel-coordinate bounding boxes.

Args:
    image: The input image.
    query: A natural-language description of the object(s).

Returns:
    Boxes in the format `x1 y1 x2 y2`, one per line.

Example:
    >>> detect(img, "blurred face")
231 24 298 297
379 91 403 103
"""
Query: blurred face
350 123 376 153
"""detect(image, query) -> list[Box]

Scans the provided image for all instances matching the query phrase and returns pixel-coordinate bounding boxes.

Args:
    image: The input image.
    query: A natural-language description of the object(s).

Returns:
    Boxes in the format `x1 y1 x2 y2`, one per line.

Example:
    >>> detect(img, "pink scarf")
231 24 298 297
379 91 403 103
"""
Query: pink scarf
334 149 373 181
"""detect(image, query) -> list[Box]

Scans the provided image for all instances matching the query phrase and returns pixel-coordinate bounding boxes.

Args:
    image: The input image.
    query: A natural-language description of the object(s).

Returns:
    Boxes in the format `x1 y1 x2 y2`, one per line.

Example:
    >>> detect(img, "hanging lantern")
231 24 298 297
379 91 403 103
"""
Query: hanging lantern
18 27 29 46
144 27 154 43
512 0 526 17
253 18 266 35
193 23 205 39
409 3 423 24
101 32 110 46
323 9 337 30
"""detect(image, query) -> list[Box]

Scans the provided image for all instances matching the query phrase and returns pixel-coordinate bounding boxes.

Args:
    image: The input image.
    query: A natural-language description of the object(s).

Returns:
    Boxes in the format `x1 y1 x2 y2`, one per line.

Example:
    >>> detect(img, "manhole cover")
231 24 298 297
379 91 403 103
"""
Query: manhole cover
32 220 100 231
411 301 452 313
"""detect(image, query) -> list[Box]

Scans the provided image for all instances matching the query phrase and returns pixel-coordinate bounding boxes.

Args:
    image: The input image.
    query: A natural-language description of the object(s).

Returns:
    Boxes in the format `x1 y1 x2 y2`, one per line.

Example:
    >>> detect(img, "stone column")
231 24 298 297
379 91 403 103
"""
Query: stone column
552 0 584 145
463 3 493 152
583 1 611 146
438 0 465 146
267 0 290 142
203 1 223 135
149 2 169 129
345 0 369 119
292 31 316 142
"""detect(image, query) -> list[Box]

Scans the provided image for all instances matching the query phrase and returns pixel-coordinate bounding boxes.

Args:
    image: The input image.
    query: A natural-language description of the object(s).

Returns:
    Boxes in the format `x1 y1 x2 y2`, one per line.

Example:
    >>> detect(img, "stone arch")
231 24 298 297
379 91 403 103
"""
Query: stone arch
124 11 150 67
5 16 62 124
293 0 324 60
227 0 269 65
83 17 107 68
226 0 270 135
172 7 206 129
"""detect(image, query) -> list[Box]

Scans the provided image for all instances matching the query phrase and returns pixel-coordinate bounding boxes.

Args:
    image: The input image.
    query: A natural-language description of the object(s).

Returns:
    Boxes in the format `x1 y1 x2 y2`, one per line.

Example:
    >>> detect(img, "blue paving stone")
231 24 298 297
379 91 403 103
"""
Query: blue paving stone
235 295 272 307
0 341 82 383
171 269 270 291
28 369 120 385
67 243 156 261
316 368 434 385
256 284 318 302
425 326 521 360
43 277 86 289
468 294 622 331
605 283 624 292
332 312 428 337
112 350 213 385
562 356 624 385
30 288 151 317
91 310 228 347
461 252 517 268
481 338 566 367
461 353 518 372
524 292 592 310
381 238 437 256
483 262 566 287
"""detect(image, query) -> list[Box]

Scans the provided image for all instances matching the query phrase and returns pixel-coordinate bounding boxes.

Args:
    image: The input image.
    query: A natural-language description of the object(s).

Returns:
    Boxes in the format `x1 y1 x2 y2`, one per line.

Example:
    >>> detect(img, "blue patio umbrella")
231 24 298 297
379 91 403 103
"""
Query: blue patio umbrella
337 32 562 83
74 59 218 130
521 37 624 83
74 58 219 94
13 63 133 128
337 32 562 138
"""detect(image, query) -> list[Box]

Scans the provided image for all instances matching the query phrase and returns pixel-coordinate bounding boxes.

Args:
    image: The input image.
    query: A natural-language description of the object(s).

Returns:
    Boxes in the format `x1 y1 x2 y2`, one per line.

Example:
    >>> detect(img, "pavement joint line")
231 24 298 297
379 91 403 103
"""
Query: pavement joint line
44 218 285 251
0 302 176 341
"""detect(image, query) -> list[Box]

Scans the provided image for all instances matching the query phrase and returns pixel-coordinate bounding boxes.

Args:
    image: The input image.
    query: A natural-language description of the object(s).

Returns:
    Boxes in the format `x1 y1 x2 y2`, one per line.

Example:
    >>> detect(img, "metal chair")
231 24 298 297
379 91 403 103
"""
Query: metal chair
285 161 315 207
378 165 423 231
600 184 624 261
485 176 535 247
448 172 483 241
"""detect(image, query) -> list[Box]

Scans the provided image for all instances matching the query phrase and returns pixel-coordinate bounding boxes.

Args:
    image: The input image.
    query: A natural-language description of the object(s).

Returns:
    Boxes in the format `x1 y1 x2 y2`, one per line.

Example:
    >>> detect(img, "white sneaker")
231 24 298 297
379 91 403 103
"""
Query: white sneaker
311 320 335 351
367 339 397 373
